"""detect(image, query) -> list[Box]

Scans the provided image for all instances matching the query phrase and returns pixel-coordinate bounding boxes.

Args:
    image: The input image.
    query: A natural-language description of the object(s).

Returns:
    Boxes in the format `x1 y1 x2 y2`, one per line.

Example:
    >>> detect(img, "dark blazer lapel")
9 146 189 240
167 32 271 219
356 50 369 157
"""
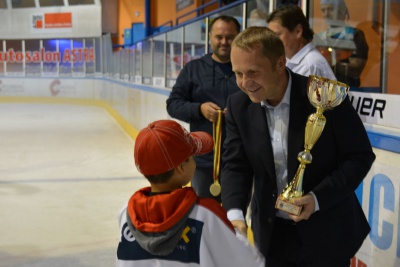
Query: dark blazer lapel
287 72 313 181
248 101 277 182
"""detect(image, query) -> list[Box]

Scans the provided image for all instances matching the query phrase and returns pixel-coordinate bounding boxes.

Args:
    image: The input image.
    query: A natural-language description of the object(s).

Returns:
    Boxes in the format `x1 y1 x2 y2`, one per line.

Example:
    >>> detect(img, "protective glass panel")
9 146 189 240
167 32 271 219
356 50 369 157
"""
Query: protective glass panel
184 20 204 66
42 39 58 76
385 0 400 95
142 40 152 85
72 38 84 75
121 48 130 81
166 28 183 88
0 41 4 75
311 0 380 92
5 40 23 75
129 46 136 82
94 37 102 75
12 0 35 8
134 42 142 81
59 39 72 76
0 0 7 8
85 38 95 75
68 0 94 5
247 0 268 27
39 0 64 7
153 34 165 86
25 40 41 76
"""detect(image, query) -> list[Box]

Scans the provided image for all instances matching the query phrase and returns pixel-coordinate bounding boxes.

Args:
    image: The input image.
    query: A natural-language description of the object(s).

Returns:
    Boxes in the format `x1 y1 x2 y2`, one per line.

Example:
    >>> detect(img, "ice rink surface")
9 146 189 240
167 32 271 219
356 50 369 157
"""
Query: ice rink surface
0 103 148 267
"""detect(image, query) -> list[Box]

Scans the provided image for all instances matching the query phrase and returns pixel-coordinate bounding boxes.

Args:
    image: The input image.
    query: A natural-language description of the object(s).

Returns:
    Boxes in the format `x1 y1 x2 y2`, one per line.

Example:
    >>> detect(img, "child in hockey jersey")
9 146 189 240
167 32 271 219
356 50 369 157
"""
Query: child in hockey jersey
116 119 264 267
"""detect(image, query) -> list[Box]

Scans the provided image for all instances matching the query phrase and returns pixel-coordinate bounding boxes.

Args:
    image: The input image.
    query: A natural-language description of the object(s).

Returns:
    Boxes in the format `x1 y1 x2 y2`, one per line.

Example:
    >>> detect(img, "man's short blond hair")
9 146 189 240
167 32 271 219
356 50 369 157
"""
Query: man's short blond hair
232 27 285 68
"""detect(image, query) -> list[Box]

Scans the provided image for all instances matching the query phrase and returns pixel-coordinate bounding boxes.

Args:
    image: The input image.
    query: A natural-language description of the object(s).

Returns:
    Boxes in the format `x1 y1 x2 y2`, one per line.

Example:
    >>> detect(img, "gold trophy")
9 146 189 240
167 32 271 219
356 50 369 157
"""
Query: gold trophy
275 75 350 215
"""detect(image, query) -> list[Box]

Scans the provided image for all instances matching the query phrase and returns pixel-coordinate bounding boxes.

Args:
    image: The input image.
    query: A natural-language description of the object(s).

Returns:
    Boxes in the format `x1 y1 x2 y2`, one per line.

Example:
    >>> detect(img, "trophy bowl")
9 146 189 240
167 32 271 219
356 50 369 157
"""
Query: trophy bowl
307 75 350 111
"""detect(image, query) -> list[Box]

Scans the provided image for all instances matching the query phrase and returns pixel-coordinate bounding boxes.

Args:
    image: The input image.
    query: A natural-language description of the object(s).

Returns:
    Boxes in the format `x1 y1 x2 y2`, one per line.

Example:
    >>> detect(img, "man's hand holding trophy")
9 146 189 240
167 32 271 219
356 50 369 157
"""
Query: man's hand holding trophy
275 75 350 216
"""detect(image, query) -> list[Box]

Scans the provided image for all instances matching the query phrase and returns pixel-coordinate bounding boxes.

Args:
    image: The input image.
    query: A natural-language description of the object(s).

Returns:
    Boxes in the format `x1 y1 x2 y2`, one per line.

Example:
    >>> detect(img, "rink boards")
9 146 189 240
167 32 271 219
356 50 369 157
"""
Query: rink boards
0 77 399 267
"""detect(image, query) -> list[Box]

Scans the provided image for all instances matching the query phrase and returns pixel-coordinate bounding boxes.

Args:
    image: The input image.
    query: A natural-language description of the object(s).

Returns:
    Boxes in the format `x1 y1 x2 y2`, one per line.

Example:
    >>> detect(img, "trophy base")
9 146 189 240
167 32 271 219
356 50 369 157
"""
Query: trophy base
275 196 302 216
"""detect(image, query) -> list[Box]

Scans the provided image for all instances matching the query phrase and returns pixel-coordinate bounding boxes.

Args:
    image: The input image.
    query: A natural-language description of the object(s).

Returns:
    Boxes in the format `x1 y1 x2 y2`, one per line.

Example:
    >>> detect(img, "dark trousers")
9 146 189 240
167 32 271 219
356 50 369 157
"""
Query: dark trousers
266 217 351 267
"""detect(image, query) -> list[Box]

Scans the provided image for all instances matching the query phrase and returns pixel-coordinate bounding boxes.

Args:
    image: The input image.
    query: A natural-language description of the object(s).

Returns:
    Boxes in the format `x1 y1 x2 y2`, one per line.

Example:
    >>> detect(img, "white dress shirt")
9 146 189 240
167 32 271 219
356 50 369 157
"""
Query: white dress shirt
261 74 291 219
286 42 336 80
227 73 291 222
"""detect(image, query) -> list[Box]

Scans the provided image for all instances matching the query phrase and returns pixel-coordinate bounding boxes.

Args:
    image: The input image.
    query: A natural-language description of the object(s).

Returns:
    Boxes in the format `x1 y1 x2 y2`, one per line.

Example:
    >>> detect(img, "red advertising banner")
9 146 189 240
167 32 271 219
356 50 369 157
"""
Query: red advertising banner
44 13 72 28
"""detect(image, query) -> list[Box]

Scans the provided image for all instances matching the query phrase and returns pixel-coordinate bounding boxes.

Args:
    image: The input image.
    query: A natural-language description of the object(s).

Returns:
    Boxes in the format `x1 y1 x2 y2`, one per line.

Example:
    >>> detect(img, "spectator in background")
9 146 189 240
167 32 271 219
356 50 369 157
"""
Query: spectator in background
248 8 268 27
255 0 300 12
267 4 336 79
314 0 369 87
166 15 241 202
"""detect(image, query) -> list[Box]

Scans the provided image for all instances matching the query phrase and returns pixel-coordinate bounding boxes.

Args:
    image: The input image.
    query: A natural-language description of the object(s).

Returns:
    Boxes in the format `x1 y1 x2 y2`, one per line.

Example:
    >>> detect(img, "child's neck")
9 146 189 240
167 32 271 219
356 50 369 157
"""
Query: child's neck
151 184 181 193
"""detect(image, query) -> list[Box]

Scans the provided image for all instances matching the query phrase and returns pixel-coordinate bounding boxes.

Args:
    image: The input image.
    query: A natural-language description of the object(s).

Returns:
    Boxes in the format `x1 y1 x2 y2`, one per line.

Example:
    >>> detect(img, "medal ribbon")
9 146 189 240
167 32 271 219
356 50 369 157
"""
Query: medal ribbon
213 110 223 182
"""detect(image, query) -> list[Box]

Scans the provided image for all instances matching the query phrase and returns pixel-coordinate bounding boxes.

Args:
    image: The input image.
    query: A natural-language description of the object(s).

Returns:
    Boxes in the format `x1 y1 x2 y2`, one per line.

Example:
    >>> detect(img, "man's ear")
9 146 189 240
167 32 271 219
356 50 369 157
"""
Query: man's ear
278 55 286 71
295 24 303 38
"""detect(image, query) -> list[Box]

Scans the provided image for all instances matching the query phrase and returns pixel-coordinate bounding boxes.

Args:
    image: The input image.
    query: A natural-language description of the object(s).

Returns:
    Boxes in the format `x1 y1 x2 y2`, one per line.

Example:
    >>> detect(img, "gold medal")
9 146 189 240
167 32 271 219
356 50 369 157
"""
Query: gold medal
210 181 221 196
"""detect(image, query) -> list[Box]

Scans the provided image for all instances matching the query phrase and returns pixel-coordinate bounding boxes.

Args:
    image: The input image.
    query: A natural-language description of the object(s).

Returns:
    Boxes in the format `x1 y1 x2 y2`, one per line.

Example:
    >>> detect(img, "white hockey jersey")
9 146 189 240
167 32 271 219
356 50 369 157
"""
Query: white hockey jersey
116 187 265 267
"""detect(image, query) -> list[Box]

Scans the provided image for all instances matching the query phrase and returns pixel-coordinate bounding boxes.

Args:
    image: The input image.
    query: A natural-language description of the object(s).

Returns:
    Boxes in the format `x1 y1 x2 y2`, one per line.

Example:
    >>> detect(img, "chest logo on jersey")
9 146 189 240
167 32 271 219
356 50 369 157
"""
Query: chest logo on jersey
118 218 204 263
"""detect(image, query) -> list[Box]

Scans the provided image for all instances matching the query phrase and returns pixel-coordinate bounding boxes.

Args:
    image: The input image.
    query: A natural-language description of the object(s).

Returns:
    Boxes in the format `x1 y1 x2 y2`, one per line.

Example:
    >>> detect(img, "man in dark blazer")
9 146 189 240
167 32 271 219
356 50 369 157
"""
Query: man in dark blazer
221 27 375 267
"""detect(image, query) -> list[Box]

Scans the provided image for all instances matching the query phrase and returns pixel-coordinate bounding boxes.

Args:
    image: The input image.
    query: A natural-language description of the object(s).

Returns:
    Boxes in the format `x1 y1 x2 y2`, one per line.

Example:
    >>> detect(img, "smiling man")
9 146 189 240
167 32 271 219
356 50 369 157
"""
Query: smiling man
221 26 375 267
167 15 241 202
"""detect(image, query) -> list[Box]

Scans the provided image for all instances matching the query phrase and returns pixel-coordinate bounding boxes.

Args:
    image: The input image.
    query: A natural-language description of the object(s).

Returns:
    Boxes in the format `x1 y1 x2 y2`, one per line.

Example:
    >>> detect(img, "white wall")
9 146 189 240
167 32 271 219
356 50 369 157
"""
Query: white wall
0 4 101 39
